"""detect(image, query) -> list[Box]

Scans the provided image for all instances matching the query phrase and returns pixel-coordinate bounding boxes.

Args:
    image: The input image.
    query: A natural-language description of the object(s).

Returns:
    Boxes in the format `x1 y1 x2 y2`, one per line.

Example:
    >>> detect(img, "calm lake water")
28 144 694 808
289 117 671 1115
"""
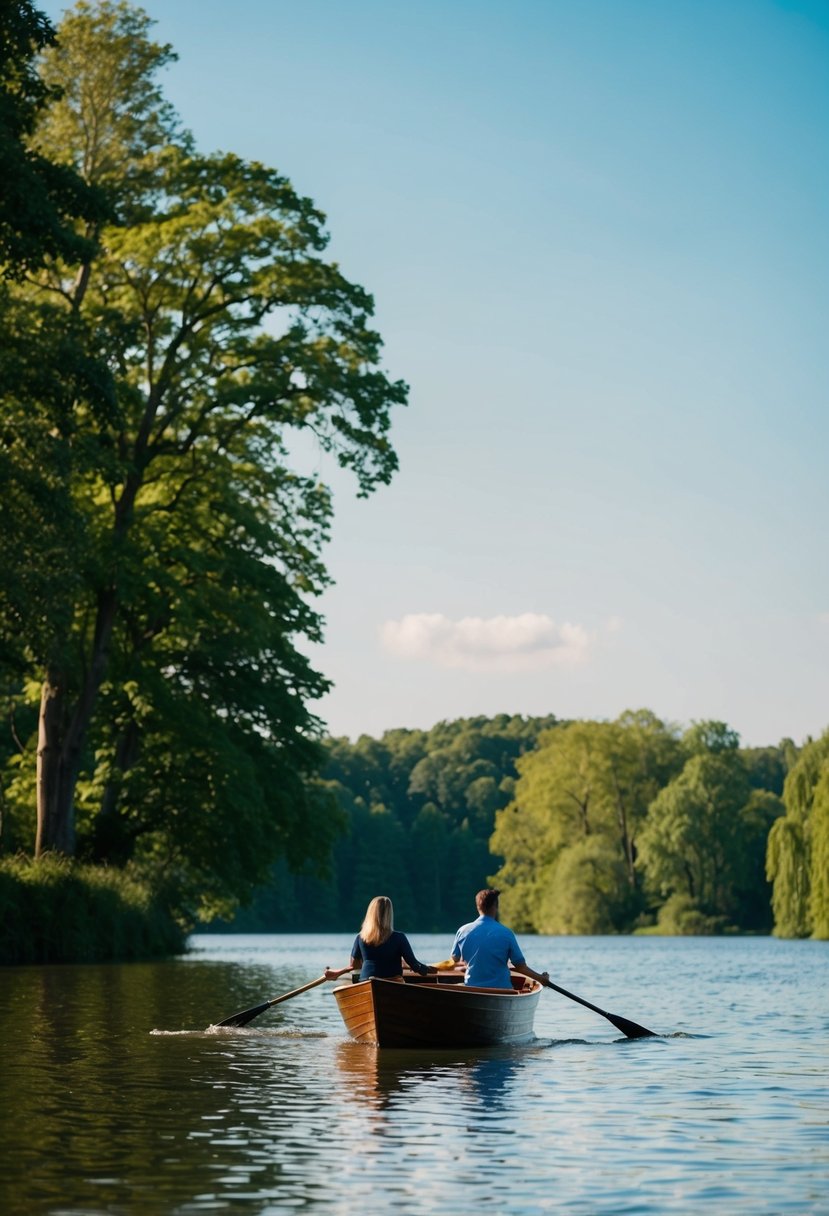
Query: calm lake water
1 934 827 1214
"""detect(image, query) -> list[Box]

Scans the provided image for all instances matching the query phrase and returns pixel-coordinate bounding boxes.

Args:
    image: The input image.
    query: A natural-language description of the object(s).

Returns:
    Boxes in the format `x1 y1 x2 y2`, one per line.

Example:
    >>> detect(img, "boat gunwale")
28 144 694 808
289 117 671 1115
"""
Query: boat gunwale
332 977 542 999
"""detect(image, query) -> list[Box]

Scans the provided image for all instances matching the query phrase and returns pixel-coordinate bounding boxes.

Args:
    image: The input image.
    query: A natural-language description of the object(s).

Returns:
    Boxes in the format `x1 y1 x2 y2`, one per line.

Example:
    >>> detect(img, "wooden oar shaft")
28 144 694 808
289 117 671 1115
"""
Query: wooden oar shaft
263 974 328 1008
213 973 329 1028
545 980 609 1018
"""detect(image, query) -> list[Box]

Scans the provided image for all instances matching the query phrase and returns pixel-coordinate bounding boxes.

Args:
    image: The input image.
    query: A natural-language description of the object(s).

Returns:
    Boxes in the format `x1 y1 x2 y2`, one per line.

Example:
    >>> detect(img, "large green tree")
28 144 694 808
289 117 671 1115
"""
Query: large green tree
491 710 682 933
0 1 406 917
638 723 785 932
0 2 109 852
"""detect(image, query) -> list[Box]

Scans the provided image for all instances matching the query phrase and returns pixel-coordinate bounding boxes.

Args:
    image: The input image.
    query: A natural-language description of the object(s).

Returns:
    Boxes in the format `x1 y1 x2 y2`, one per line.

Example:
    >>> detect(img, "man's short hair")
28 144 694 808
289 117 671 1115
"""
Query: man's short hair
475 888 501 915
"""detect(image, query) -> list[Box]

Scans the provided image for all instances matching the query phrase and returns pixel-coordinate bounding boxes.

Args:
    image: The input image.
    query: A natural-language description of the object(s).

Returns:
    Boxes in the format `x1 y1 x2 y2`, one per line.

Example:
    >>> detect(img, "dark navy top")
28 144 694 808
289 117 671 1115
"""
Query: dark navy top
351 931 428 980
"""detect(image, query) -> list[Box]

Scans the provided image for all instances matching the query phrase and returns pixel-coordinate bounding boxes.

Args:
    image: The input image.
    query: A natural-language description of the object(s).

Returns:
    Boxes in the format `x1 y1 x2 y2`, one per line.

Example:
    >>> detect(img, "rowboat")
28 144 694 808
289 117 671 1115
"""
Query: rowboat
331 972 542 1048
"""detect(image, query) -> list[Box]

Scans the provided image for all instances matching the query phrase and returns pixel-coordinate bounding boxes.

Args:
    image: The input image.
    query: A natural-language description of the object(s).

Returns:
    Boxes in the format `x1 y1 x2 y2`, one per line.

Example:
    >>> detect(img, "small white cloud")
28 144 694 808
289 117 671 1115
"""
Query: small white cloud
818 612 829 627
380 612 590 673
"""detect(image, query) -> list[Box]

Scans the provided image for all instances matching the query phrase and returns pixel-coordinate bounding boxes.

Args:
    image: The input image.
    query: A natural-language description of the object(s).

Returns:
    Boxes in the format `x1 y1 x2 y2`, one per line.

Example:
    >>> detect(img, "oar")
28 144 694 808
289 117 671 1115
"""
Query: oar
543 978 656 1039
211 973 330 1029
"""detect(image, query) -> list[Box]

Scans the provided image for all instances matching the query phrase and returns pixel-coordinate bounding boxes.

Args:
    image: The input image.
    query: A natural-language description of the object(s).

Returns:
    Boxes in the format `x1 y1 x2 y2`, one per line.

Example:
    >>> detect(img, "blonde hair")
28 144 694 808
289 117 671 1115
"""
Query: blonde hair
360 895 394 946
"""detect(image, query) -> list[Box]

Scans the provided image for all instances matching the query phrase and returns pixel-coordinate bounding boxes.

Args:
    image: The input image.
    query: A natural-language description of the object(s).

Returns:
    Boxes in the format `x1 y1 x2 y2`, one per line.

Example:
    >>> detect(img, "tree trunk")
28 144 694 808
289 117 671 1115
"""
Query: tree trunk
35 672 74 855
683 860 696 900
34 588 119 858
565 788 591 836
615 791 636 886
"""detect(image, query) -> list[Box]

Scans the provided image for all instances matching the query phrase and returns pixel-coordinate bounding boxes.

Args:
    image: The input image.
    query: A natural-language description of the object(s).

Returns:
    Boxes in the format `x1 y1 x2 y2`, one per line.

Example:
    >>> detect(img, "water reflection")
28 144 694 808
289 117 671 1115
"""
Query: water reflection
334 1039 538 1116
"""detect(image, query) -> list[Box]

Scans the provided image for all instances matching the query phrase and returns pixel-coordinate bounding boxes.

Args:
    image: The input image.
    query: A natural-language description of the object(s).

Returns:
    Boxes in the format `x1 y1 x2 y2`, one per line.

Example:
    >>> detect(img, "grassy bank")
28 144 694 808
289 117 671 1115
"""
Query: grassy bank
0 855 185 964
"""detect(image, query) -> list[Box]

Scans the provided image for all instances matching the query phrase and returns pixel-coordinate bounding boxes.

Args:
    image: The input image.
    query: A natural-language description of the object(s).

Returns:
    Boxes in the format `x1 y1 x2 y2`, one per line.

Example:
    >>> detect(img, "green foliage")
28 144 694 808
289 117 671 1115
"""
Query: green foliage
492 710 683 933
734 788 785 930
767 731 829 939
0 853 184 962
0 1 406 924
682 720 740 756
33 0 187 211
637 748 782 930
640 753 749 908
228 711 800 938
535 836 634 935
0 1 103 274
652 893 731 936
236 714 558 932
742 743 792 796
220 855 339 932
493 711 793 936
808 768 829 938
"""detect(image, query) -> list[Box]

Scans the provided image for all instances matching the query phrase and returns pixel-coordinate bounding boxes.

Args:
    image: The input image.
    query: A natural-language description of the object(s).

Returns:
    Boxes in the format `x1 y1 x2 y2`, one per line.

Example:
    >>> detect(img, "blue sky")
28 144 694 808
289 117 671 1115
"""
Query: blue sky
49 1 829 745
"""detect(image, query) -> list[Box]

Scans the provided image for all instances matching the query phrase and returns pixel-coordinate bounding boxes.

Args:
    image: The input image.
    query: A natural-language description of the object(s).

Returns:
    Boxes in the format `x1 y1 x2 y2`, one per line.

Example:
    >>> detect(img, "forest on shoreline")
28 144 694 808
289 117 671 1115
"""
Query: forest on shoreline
229 710 829 941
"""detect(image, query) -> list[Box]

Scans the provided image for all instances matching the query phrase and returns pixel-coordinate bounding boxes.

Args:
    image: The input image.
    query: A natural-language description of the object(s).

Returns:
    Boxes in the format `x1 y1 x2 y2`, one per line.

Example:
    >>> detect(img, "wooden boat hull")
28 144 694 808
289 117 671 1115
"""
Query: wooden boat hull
332 976 541 1048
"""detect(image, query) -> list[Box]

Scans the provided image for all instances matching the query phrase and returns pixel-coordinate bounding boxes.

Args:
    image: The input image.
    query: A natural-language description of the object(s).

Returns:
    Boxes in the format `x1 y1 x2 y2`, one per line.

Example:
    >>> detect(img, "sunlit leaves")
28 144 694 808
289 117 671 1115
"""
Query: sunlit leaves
492 712 683 933
767 732 829 939
0 1 406 914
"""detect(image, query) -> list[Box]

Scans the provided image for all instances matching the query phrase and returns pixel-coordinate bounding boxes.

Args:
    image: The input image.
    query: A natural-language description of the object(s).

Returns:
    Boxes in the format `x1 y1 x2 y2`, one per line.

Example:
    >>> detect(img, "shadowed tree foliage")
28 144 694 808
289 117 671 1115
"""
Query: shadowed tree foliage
0 1 103 275
636 720 787 933
639 752 775 931
230 714 558 932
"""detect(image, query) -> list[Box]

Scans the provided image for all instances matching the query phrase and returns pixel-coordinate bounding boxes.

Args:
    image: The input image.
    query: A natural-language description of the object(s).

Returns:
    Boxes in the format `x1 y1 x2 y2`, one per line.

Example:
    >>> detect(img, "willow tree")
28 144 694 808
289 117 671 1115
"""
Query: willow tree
0 2 406 915
767 732 829 939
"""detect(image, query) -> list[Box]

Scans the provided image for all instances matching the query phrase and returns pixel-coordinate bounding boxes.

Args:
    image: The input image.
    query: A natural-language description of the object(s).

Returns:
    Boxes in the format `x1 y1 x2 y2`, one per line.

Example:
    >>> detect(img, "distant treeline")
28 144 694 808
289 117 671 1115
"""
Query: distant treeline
230 714 558 933
232 711 829 939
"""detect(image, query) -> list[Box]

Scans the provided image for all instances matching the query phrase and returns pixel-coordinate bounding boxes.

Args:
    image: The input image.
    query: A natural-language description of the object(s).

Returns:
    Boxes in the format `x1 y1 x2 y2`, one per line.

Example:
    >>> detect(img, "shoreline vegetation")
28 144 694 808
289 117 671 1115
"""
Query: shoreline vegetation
2 706 828 964
212 713 829 946
0 855 184 964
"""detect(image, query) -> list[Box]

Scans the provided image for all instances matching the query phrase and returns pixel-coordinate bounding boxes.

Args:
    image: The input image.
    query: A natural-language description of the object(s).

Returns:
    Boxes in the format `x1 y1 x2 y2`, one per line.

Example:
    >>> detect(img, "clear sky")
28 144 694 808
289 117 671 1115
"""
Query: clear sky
48 0 829 746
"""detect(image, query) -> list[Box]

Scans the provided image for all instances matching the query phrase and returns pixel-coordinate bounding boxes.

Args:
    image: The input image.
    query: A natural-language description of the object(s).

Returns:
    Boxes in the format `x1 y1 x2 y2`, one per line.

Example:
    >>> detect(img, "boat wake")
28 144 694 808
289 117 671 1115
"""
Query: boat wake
149 1027 330 1038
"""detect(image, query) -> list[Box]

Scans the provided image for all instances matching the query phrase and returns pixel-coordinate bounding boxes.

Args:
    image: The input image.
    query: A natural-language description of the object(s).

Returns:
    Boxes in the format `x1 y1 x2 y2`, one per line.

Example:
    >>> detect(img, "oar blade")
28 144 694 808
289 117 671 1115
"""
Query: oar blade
212 1000 272 1029
607 1012 656 1040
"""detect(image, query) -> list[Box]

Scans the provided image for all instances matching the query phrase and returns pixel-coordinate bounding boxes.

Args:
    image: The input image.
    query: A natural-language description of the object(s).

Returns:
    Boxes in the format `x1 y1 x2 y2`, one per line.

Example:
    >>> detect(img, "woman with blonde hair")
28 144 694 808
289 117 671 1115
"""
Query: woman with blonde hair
325 896 435 982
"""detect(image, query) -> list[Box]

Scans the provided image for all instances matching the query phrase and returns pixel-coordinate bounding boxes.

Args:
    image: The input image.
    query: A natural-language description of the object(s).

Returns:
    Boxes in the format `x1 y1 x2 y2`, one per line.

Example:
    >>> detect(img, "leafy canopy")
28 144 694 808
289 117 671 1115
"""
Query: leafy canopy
0 1 406 919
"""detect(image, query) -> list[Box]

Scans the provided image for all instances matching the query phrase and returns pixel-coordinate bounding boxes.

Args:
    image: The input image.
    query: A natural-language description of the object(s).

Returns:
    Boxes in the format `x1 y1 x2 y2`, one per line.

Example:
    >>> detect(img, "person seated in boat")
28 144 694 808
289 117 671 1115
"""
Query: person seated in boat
451 888 549 990
324 895 437 982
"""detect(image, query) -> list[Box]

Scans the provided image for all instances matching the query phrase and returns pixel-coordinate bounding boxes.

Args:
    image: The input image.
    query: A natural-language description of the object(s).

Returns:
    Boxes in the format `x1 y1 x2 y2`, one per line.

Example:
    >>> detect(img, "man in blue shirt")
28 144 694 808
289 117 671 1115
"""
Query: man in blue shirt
451 888 550 989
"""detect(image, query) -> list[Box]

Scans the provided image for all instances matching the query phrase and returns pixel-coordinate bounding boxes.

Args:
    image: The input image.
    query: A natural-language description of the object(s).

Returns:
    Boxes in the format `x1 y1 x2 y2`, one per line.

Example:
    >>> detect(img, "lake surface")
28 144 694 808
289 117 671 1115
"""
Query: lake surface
1 934 827 1214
